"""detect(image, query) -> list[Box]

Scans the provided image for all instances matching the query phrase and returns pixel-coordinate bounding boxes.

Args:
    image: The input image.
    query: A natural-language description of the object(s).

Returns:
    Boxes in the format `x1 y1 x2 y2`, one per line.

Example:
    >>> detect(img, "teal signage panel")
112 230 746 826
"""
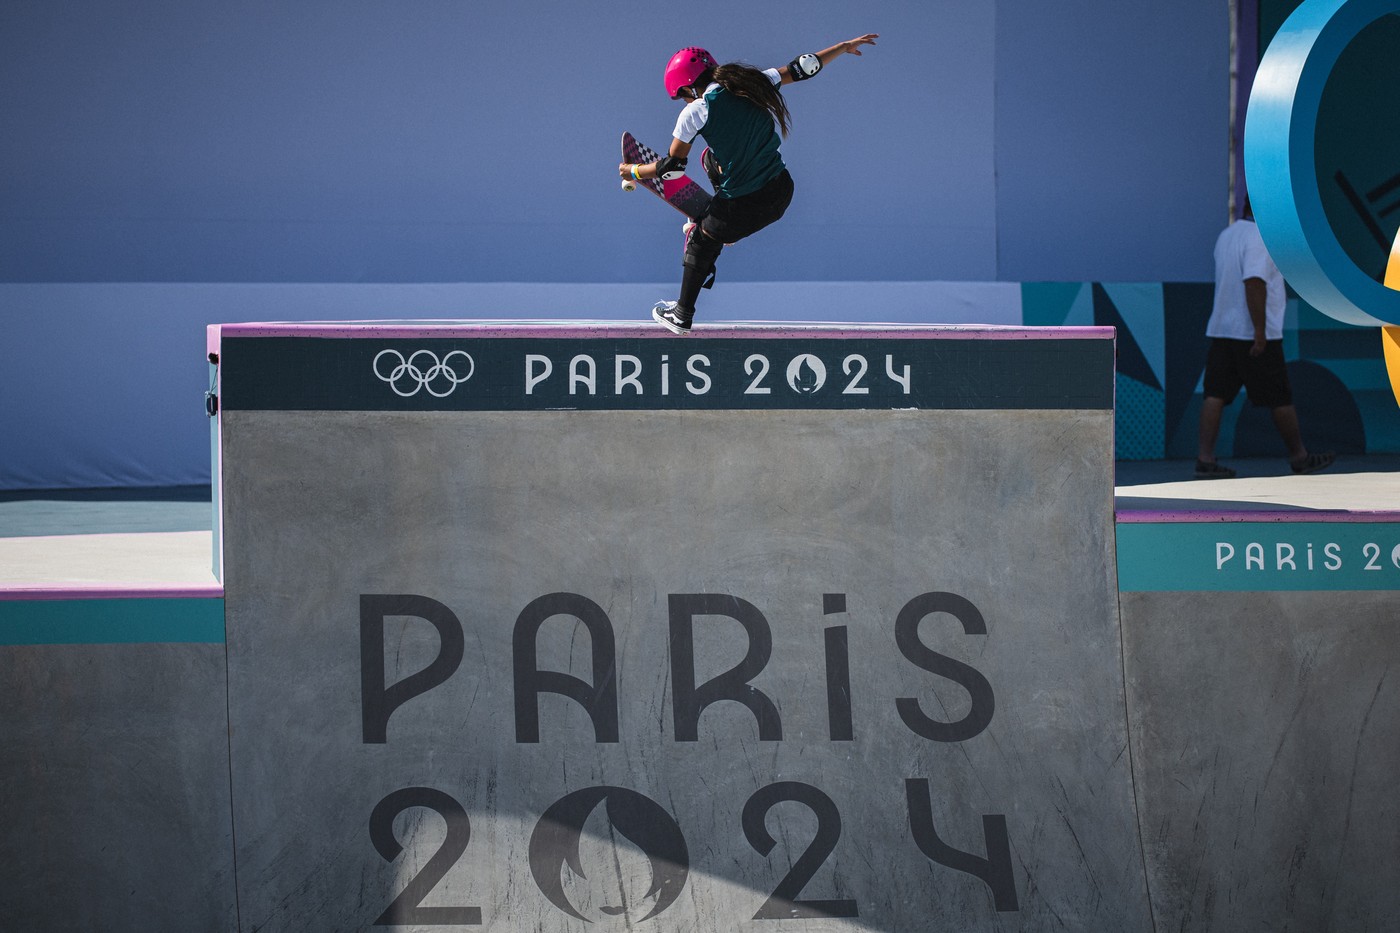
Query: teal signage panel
1118 522 1400 591
219 336 1114 412
0 598 226 645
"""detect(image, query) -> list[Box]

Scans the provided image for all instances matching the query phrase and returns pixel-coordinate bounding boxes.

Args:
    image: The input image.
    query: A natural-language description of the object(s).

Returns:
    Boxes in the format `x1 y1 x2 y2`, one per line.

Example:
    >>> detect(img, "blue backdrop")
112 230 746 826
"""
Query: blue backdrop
1 0 1227 284
1 0 1232 487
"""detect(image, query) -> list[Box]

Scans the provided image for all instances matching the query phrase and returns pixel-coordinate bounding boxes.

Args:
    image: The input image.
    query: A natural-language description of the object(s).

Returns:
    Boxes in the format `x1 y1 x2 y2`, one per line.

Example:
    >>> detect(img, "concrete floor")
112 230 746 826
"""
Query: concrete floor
0 486 217 590
2 456 1398 589
1114 454 1400 515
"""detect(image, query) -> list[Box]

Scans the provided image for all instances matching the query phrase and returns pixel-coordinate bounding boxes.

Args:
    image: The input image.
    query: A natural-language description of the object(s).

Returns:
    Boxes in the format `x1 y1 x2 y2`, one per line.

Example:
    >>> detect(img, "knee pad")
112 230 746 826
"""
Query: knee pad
683 229 724 289
684 228 723 269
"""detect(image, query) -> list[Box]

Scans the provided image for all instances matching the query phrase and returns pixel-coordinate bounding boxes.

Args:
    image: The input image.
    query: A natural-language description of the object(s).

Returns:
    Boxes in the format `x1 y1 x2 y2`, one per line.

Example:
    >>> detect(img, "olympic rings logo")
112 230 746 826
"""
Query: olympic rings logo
373 349 475 397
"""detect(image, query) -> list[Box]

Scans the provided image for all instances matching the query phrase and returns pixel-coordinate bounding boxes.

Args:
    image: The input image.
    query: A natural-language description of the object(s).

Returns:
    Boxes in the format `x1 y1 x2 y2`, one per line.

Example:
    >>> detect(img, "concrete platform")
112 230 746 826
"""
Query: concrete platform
3 457 1397 588
1114 454 1400 517
3 322 1397 932
0 486 217 590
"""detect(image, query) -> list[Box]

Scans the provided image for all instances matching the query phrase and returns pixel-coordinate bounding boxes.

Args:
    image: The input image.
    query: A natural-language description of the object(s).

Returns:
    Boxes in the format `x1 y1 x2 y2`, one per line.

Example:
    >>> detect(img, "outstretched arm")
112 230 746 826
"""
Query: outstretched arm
778 34 879 84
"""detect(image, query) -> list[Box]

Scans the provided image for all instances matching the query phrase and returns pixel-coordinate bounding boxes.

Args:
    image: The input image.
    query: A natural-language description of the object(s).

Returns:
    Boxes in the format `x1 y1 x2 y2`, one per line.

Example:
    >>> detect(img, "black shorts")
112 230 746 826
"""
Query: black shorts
701 170 794 244
1202 338 1293 408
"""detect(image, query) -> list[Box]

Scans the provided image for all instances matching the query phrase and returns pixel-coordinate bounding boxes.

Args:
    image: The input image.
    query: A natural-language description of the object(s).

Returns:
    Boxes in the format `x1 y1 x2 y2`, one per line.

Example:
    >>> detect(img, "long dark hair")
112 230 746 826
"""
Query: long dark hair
707 62 792 137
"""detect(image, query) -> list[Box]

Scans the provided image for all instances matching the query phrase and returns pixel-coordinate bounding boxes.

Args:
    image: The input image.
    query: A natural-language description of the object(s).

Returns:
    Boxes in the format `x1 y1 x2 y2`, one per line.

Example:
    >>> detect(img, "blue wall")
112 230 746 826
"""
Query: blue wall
994 3 1230 281
1 0 1228 284
1 1 1237 488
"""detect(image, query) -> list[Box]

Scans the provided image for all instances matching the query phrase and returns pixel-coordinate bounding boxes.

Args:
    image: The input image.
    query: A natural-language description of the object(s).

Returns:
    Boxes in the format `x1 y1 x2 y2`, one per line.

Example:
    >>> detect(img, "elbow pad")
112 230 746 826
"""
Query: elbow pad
656 154 688 180
788 52 822 80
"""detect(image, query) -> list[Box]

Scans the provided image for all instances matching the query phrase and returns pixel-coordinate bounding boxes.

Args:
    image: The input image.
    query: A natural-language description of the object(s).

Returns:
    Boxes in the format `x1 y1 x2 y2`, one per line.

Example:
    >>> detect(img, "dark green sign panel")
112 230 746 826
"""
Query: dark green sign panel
219 336 1114 412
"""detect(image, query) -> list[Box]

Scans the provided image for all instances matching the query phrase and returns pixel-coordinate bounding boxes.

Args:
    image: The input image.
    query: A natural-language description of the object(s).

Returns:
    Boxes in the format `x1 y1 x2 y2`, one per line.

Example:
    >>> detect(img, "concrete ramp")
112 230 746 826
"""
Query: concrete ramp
0 593 235 930
215 322 1146 930
1118 517 1400 931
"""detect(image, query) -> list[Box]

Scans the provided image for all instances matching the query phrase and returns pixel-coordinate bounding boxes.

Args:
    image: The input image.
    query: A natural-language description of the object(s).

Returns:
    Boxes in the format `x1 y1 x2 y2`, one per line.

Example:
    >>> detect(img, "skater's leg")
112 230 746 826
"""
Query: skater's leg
677 227 724 312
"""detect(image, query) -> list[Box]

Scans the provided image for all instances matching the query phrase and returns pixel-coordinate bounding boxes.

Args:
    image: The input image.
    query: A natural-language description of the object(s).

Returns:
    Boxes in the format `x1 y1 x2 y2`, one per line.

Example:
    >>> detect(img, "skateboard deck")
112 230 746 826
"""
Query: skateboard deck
622 131 712 221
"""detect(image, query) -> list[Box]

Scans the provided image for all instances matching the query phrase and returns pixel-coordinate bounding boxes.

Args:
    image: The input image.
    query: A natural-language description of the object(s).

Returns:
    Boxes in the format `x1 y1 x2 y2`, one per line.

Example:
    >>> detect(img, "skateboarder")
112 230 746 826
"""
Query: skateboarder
619 34 878 334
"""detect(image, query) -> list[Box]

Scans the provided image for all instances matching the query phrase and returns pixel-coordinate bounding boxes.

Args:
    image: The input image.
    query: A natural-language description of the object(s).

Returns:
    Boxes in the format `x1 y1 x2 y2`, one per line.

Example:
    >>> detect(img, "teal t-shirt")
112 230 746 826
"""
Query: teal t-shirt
673 72 786 199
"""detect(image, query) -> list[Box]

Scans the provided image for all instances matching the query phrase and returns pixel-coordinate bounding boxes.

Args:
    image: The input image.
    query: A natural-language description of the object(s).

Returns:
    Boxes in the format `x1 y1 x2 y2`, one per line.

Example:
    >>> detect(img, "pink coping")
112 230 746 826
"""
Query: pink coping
1115 509 1400 524
211 321 1116 341
0 584 225 602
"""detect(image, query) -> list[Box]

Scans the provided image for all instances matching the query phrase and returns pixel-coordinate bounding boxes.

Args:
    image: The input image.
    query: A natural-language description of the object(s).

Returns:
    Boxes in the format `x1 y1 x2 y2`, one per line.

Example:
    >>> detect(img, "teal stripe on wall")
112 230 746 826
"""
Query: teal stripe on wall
1118 523 1400 591
0 598 225 645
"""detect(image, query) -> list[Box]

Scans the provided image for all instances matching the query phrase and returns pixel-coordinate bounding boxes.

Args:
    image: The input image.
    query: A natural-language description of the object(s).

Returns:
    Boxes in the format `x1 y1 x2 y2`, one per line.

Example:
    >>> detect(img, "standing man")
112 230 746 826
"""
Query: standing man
1196 198 1334 478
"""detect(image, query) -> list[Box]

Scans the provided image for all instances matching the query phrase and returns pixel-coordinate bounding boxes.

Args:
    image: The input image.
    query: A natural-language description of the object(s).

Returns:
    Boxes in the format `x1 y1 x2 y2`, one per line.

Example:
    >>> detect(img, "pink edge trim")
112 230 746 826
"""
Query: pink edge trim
212 321 1116 341
1115 509 1400 524
0 585 225 602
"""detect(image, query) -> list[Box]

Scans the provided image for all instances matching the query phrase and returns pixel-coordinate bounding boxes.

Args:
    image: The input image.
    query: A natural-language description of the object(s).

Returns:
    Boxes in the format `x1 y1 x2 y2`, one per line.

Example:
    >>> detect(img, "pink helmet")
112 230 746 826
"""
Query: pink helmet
664 47 718 100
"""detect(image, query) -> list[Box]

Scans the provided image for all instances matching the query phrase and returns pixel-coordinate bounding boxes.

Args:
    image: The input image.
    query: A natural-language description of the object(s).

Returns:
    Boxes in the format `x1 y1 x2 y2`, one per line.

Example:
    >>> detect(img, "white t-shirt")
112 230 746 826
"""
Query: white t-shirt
1206 219 1286 341
671 69 783 144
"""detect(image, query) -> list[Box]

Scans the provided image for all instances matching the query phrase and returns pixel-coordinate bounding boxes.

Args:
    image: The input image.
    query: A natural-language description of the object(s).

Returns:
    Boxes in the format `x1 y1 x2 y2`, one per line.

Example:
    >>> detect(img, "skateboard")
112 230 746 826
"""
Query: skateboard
621 131 711 221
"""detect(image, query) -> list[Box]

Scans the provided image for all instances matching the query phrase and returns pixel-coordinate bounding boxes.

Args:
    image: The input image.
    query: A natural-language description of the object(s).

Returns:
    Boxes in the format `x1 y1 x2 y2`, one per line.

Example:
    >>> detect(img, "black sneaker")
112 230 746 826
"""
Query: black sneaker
1291 451 1335 475
1195 459 1236 479
652 301 693 335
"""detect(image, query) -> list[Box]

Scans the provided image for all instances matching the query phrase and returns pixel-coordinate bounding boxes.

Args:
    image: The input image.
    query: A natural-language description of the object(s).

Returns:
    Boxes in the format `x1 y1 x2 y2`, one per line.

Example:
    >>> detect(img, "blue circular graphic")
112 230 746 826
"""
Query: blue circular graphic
1245 0 1400 326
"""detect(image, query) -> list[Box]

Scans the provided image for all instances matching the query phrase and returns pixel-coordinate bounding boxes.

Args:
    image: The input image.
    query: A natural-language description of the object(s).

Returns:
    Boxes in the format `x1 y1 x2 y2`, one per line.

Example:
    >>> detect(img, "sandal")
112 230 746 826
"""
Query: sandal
1195 459 1236 479
1290 451 1335 475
